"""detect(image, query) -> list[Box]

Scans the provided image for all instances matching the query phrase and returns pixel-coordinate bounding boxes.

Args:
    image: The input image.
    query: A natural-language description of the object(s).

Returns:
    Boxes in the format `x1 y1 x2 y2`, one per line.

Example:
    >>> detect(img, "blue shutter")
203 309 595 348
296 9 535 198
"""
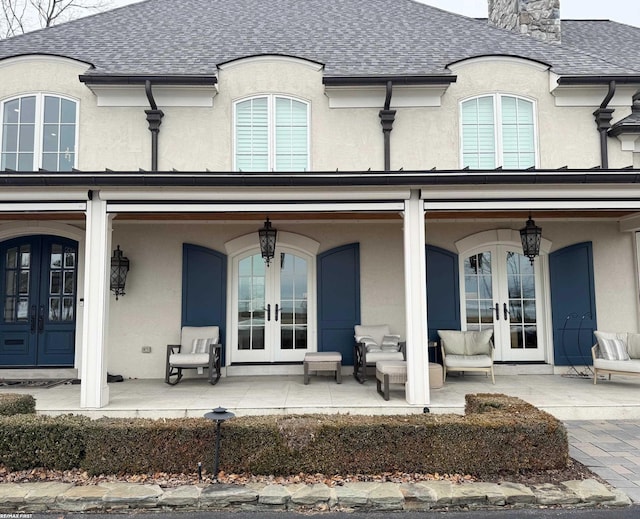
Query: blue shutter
461 96 495 169
275 97 308 171
549 242 597 366
182 244 227 364
317 243 360 365
235 97 268 171
426 245 461 344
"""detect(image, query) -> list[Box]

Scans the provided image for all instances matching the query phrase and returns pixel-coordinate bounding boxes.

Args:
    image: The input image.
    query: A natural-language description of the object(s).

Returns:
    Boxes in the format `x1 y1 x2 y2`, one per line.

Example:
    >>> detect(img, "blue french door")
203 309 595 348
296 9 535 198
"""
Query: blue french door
0 236 78 367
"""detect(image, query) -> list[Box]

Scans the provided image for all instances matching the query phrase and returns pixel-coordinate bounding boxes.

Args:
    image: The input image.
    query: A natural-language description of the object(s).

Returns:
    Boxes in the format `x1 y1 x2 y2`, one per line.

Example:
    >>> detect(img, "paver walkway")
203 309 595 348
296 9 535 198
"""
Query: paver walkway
566 420 640 503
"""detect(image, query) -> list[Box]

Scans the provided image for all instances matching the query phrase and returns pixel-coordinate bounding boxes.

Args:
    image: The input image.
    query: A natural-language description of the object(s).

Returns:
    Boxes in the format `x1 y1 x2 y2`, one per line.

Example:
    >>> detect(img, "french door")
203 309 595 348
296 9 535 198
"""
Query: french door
232 250 311 363
462 245 544 362
0 236 78 366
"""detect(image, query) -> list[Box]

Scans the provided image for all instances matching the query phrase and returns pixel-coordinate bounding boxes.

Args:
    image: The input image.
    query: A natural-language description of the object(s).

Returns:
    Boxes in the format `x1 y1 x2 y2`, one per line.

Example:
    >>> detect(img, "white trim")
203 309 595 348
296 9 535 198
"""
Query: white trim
233 94 310 172
0 189 88 201
0 202 86 212
616 134 640 153
550 84 639 107
108 202 404 213
422 185 640 201
219 55 324 72
448 56 550 73
85 85 218 107
458 93 539 169
620 214 640 232
426 200 640 211
99 188 411 201
455 228 551 255
324 85 450 108
225 231 320 256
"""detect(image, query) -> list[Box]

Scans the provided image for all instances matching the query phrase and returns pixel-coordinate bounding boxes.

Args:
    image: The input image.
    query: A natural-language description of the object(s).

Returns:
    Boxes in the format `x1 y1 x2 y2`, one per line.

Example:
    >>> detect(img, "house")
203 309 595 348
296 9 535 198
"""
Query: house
0 0 639 409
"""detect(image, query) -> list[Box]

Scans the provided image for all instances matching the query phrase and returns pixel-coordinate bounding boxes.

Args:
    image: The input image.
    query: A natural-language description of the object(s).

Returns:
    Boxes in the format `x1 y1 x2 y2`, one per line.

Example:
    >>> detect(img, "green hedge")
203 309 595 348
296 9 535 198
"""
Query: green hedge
0 393 36 415
0 394 568 476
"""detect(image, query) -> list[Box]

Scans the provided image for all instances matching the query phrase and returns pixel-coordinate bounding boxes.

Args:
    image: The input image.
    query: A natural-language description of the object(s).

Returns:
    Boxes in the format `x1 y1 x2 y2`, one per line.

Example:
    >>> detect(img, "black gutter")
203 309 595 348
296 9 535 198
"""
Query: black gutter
144 81 164 171
379 81 396 171
323 75 456 86
593 81 616 169
0 169 638 188
79 75 217 85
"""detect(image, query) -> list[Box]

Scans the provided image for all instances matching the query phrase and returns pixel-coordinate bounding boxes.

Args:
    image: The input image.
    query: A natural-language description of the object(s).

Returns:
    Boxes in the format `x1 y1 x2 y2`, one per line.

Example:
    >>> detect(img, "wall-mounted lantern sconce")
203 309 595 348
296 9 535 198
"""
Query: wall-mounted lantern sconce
110 245 130 300
258 217 277 267
520 215 542 265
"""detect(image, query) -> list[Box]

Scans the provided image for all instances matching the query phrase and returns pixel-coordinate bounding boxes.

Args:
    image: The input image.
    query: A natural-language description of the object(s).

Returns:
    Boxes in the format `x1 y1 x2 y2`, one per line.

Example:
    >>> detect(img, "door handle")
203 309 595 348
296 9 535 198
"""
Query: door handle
503 302 509 321
495 303 500 321
266 304 271 322
30 305 37 333
275 304 279 322
38 305 45 333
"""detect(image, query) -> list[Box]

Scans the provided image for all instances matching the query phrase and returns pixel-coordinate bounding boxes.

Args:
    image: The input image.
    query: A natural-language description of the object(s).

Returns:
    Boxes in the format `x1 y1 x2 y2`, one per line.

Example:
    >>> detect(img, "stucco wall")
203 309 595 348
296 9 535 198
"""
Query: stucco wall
0 55 636 170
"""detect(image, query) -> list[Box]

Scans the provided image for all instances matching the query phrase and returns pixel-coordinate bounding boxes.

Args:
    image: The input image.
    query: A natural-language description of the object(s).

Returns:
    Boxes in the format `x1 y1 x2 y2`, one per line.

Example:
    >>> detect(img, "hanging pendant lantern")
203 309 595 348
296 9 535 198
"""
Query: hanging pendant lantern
258 217 277 267
520 215 542 265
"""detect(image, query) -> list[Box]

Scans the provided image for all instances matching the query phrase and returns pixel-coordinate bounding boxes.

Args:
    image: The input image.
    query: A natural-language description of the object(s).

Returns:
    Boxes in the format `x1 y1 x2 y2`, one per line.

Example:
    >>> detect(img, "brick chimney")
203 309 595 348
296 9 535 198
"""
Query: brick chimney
488 0 561 43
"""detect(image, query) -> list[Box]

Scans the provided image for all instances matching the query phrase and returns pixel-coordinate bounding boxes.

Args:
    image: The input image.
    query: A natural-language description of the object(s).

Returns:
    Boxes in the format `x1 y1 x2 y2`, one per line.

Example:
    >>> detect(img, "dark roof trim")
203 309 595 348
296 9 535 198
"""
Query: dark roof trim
557 76 640 85
323 75 456 86
609 124 640 137
0 169 638 188
217 53 325 69
79 75 218 85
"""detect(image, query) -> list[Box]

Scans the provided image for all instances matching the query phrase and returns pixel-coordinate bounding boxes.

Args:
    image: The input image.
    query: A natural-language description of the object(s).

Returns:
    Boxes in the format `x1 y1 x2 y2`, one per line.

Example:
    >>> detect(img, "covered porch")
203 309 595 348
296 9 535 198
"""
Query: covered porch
2 370 640 421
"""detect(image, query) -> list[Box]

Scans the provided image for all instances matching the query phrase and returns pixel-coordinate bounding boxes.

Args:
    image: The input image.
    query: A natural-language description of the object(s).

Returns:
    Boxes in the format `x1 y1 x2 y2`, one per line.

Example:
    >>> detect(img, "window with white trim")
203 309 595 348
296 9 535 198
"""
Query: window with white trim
235 95 309 172
461 94 536 169
1 94 78 172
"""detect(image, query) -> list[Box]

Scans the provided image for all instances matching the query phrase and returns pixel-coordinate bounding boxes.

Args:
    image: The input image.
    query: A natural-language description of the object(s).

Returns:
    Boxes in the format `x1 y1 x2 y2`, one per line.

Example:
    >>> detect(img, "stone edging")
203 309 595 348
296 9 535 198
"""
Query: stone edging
0 479 631 513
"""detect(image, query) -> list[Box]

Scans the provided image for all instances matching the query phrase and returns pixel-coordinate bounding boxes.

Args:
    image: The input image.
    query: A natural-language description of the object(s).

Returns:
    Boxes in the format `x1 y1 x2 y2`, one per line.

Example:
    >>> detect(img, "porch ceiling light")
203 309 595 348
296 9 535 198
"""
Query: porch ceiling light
520 215 542 265
110 245 130 300
258 217 277 267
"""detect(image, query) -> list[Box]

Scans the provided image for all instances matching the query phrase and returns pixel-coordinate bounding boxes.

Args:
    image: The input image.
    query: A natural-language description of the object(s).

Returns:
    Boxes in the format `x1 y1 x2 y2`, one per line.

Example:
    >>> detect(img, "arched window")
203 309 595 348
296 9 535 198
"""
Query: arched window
1 94 78 172
234 95 309 172
461 94 536 169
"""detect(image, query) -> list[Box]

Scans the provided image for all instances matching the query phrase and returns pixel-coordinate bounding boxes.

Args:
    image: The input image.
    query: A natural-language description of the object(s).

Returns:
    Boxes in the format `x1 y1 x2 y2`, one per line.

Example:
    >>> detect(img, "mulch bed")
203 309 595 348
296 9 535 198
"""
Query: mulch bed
0 458 605 488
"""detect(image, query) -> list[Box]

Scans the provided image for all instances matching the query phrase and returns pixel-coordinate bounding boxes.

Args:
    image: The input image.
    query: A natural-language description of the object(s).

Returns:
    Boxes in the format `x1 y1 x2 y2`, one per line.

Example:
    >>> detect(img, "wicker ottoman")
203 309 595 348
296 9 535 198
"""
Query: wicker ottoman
303 351 342 384
376 360 407 400
429 362 444 389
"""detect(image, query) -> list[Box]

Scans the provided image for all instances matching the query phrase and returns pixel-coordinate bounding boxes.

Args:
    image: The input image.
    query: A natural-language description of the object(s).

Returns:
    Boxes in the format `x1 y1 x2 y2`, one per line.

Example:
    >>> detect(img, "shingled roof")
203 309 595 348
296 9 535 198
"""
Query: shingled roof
0 0 638 80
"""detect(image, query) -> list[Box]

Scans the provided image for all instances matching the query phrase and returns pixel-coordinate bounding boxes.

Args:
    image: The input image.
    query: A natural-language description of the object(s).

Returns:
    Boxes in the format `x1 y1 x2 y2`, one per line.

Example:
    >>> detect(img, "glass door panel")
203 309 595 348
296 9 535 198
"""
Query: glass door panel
233 250 312 364
462 246 543 363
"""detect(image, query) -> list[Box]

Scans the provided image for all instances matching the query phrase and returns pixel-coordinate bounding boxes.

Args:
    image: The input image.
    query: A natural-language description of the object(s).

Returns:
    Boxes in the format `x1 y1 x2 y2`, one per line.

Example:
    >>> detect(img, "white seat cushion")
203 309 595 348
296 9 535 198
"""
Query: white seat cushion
594 358 640 373
169 352 211 367
366 351 404 363
444 354 493 369
304 352 342 362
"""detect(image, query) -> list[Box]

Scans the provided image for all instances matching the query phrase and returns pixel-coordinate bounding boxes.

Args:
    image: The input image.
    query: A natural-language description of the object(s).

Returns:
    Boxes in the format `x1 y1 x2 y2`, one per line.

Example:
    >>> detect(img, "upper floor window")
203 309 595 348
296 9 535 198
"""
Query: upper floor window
461 94 536 169
1 94 77 172
234 95 309 172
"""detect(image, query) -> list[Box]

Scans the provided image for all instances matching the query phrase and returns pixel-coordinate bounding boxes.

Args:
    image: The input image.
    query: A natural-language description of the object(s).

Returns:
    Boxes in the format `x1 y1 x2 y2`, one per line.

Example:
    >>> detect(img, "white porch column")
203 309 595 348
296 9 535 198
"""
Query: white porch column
80 193 111 408
403 190 430 405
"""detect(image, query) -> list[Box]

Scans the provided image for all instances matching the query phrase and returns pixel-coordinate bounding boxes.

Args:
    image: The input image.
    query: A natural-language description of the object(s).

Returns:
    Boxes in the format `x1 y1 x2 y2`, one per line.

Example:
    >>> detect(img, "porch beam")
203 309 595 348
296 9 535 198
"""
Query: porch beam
425 200 640 211
0 203 86 212
107 202 405 213
99 189 411 201
80 194 111 409
403 190 430 406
